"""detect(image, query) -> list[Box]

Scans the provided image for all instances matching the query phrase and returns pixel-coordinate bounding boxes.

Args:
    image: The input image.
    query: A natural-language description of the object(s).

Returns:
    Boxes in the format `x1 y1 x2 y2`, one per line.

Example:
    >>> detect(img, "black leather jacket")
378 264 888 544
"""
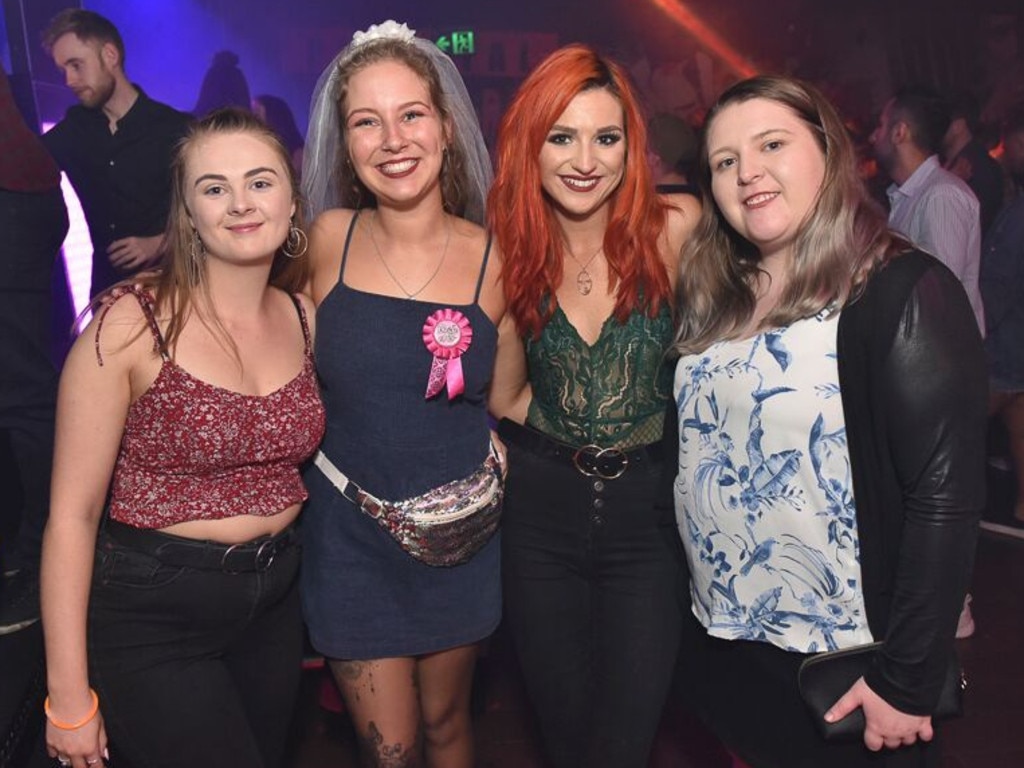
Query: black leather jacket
837 250 986 715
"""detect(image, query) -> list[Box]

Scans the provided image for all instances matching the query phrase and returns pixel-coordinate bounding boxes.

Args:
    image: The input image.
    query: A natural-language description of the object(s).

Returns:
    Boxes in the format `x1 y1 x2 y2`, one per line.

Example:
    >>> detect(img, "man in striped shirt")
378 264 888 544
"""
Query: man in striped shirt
871 85 984 333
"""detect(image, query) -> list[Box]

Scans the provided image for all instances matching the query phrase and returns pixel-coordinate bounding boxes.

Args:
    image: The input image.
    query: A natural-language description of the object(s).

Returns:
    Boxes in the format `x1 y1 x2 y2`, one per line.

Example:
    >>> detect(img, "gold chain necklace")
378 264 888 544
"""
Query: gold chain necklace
564 242 603 296
368 211 451 300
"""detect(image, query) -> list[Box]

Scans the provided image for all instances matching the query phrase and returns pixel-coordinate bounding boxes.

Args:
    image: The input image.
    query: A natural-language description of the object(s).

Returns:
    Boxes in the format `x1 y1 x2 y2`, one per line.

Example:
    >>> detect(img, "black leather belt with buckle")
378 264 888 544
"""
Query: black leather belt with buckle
572 444 629 479
497 418 663 480
104 520 297 573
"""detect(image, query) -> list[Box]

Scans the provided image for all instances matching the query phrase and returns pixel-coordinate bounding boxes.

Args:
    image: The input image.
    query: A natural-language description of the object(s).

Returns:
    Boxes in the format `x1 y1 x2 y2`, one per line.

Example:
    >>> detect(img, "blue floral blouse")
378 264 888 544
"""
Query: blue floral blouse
672 311 875 653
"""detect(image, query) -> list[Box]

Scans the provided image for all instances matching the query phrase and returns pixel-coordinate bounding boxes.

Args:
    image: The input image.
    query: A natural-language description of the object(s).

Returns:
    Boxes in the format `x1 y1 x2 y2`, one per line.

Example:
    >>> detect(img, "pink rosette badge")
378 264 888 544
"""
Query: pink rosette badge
422 308 473 400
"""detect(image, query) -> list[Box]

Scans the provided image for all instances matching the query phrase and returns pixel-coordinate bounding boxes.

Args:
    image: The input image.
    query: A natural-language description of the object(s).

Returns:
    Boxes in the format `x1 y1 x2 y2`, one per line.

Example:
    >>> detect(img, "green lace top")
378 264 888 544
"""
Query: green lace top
525 303 674 449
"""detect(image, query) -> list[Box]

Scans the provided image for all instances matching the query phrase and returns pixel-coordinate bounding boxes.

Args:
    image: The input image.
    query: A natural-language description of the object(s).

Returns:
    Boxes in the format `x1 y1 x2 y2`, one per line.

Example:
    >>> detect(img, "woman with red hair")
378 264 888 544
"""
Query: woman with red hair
488 44 700 767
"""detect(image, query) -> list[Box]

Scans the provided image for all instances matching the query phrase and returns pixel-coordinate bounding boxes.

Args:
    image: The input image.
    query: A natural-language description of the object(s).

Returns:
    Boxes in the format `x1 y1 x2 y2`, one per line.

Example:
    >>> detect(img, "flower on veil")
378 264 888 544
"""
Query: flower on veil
351 20 416 48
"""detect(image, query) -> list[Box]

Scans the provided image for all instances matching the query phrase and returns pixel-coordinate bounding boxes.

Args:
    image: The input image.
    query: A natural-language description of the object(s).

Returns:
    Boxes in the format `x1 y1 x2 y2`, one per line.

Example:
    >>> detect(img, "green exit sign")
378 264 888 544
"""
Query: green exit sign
436 31 475 55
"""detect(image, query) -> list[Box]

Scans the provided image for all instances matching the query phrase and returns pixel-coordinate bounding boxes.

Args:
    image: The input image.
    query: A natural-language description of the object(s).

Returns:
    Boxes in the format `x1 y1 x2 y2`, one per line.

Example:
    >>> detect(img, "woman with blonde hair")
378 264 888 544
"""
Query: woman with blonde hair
488 44 700 768
41 107 324 768
670 74 985 767
300 20 507 768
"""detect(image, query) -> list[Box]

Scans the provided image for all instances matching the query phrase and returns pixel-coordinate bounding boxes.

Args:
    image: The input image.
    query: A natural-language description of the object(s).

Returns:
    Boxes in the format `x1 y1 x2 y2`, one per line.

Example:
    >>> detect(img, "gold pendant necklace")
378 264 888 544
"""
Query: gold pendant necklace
564 242 603 296
368 211 451 300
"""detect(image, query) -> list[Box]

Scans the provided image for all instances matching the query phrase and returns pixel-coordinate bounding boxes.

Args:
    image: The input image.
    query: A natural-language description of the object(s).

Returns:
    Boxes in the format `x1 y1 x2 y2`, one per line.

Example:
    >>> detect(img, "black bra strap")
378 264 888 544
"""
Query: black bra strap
472 234 494 304
338 210 361 281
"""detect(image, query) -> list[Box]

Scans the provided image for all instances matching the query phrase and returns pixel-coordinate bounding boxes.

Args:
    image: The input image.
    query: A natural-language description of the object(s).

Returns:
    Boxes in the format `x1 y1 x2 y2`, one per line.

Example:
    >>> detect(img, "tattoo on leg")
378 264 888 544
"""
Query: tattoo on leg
359 721 422 768
334 660 367 682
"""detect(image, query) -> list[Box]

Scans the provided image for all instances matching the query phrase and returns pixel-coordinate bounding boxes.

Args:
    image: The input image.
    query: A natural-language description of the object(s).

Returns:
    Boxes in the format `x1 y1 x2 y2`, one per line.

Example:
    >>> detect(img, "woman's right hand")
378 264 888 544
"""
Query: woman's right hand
46 710 108 768
825 676 934 751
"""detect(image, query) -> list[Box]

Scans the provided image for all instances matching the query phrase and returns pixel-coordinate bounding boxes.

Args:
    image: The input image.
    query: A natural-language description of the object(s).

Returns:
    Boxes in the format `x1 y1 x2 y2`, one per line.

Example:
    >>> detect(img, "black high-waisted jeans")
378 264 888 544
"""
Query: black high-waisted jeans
87 524 303 768
499 420 684 768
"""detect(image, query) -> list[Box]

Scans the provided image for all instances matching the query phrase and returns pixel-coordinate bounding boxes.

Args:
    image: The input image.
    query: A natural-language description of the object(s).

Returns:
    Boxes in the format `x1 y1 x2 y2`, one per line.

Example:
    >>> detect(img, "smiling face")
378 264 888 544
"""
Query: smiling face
342 59 447 209
538 87 626 221
706 97 826 262
51 33 117 109
184 131 295 267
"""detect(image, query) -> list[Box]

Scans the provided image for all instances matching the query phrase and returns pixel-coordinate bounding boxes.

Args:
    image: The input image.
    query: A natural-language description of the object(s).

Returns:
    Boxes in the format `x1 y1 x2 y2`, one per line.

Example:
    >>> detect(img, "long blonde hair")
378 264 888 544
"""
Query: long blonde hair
674 75 907 356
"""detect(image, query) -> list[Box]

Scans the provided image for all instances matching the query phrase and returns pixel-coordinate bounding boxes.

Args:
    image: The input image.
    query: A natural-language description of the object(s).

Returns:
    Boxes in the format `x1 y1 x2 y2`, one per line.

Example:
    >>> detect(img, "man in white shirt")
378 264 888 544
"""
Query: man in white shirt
871 85 984 332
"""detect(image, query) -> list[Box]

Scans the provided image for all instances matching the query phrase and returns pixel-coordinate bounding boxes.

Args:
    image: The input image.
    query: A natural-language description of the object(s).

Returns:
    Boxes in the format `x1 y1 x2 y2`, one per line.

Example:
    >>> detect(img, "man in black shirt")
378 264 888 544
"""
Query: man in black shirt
41 9 190 296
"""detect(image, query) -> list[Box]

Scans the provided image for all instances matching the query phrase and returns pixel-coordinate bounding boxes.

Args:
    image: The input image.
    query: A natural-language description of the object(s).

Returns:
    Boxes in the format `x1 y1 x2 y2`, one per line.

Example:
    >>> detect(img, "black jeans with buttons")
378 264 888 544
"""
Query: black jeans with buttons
500 423 684 768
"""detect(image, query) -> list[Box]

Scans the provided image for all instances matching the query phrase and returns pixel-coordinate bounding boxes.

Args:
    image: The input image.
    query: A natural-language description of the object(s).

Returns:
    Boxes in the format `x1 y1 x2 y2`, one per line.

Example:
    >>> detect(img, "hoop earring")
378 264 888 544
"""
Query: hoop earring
283 223 308 259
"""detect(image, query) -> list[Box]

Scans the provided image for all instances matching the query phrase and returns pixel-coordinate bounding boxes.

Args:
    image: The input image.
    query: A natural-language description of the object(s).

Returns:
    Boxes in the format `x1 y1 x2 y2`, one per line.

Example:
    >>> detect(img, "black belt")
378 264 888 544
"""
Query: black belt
104 520 299 573
497 418 663 480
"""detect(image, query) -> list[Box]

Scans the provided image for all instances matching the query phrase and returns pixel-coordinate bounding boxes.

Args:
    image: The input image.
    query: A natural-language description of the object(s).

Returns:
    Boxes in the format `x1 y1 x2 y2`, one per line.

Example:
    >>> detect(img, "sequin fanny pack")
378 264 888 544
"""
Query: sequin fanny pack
313 447 503 567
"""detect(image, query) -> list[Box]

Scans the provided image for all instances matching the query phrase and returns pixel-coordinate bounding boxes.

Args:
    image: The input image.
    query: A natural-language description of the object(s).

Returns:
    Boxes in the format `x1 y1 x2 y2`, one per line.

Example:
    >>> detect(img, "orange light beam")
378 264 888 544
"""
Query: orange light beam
650 0 758 79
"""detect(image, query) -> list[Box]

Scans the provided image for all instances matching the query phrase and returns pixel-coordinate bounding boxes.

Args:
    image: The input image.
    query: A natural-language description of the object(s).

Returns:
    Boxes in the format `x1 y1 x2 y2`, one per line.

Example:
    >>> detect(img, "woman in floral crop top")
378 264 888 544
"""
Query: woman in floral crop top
39 109 325 768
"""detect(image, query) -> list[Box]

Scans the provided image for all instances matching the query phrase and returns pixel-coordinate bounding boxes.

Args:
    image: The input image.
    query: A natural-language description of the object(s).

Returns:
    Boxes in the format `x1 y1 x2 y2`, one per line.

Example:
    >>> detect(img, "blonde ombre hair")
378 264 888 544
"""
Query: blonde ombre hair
673 75 907 356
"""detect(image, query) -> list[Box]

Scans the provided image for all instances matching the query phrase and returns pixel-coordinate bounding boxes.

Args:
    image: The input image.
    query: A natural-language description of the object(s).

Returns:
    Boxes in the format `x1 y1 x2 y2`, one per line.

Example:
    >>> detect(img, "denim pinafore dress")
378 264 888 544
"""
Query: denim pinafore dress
300 211 500 659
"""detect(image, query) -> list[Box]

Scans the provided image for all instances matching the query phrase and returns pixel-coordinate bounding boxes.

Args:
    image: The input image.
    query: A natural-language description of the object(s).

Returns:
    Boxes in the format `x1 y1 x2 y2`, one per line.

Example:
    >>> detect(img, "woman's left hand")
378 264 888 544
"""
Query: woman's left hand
825 676 934 751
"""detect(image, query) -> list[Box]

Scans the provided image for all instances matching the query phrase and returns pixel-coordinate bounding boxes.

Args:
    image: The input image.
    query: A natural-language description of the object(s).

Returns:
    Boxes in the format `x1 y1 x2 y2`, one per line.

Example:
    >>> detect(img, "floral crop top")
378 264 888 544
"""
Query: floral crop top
101 288 326 529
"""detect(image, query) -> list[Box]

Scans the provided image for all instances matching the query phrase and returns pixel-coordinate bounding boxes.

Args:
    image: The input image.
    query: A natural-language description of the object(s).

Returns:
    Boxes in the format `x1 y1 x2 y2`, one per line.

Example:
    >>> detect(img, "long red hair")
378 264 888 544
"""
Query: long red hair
489 44 670 338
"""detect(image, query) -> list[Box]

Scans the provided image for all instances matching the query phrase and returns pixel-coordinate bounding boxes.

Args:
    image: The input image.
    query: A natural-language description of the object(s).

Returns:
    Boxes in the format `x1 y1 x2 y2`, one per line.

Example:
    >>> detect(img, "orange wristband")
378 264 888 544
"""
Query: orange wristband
44 688 100 730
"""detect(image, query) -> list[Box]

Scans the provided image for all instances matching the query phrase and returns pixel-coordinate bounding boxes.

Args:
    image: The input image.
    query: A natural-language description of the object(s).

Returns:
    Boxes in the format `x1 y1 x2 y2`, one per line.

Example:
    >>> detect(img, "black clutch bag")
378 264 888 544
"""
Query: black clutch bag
797 642 966 741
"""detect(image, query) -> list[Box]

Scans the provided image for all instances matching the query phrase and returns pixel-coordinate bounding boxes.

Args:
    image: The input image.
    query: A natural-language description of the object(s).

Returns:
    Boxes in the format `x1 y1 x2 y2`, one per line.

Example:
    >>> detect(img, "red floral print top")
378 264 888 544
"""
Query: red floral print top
98 287 325 528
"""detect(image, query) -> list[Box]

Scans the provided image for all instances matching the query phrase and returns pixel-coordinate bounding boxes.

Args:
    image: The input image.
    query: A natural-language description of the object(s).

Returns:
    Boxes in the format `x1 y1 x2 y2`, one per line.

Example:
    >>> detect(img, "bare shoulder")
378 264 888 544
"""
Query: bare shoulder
450 214 488 248
311 207 356 236
309 207 356 254
448 215 491 271
308 207 358 303
451 217 505 325
72 291 156 376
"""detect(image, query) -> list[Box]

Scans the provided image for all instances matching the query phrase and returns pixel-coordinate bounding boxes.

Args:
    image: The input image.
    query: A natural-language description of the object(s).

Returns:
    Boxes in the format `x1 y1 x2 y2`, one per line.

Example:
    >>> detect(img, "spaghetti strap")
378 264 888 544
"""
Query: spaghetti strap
472 234 493 304
94 285 170 366
338 210 361 281
289 293 313 356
